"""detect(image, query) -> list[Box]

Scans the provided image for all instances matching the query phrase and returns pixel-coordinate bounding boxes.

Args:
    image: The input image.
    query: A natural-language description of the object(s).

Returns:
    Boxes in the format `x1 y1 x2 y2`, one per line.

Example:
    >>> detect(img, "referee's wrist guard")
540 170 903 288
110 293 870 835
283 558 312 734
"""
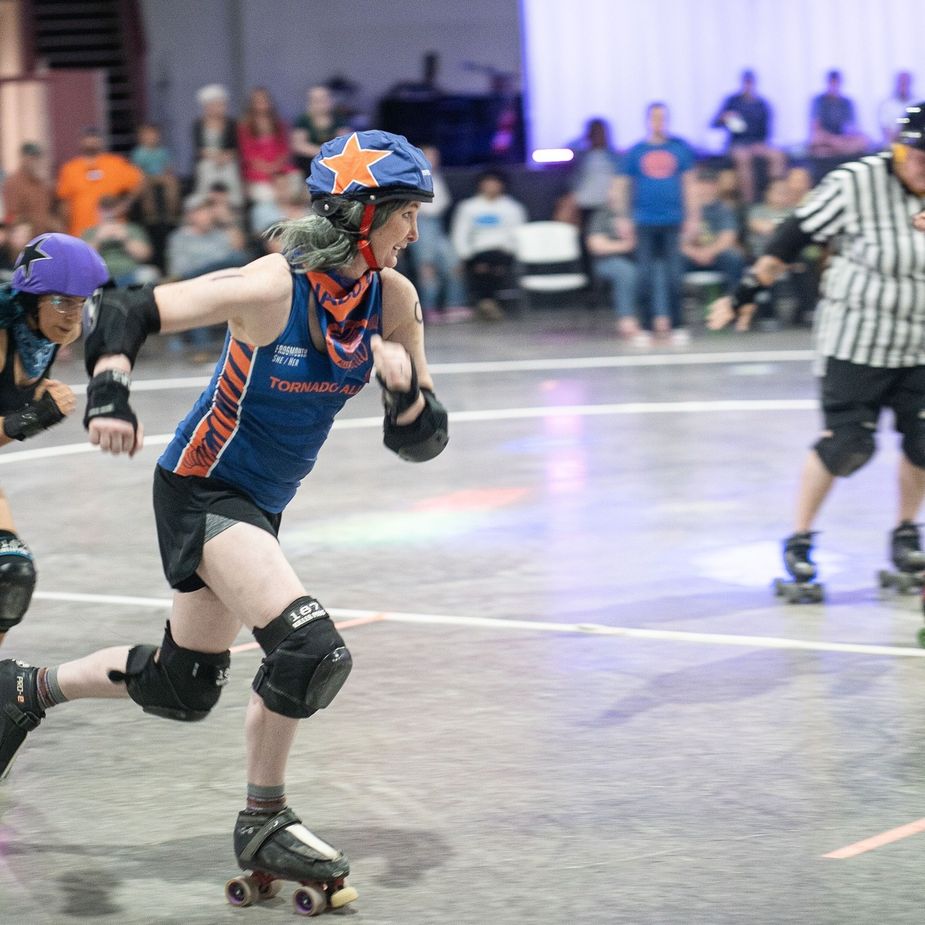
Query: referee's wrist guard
730 271 767 316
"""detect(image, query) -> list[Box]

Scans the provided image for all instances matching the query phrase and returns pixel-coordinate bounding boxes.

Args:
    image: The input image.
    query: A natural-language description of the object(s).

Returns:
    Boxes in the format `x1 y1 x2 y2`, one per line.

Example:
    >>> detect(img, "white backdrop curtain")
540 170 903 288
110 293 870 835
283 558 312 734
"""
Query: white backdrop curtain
521 0 920 154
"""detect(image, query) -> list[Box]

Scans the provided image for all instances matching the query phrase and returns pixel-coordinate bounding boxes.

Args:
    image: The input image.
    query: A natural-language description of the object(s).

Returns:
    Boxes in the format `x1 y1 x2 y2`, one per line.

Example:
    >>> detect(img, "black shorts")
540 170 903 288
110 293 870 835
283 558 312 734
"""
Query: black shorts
820 358 925 434
153 466 282 593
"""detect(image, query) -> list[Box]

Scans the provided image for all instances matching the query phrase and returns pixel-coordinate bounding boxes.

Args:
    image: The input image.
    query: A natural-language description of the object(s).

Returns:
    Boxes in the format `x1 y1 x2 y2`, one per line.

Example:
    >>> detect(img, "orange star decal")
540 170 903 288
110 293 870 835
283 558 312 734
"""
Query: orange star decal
319 133 393 194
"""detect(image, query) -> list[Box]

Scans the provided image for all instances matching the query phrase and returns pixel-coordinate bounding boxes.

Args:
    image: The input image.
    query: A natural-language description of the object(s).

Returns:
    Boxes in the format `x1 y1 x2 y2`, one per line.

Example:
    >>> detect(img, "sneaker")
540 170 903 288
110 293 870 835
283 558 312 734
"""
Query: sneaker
476 299 504 321
616 317 641 339
670 328 691 346
631 331 652 348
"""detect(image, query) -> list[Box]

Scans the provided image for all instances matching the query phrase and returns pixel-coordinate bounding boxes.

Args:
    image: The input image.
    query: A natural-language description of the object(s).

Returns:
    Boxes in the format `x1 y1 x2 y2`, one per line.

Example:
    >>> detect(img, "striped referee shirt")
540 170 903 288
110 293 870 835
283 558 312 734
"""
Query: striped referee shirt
794 152 925 371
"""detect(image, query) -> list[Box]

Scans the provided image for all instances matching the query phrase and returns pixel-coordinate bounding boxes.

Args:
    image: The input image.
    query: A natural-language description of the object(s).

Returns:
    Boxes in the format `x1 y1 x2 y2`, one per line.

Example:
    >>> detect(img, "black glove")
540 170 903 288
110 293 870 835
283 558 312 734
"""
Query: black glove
3 390 66 441
377 355 420 423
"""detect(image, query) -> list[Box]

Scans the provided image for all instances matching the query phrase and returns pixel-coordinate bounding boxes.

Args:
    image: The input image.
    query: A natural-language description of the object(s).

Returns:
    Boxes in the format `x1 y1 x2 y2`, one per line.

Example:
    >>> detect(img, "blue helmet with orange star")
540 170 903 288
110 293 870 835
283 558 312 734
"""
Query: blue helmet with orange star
307 130 434 211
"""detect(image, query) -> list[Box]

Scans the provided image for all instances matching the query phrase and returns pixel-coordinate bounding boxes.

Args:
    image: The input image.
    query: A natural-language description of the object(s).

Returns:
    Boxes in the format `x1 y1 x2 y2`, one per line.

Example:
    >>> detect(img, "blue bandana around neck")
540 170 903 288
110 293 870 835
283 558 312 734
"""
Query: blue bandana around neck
0 287 57 379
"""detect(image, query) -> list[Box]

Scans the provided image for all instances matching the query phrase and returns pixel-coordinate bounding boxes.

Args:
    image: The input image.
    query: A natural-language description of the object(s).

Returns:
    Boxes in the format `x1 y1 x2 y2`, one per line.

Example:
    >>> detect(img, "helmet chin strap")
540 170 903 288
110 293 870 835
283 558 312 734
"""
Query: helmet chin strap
357 203 380 271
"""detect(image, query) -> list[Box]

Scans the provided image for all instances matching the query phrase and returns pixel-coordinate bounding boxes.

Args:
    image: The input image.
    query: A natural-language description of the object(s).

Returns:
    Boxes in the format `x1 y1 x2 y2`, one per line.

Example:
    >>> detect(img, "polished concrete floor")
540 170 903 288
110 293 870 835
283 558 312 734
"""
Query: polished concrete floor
2 309 925 924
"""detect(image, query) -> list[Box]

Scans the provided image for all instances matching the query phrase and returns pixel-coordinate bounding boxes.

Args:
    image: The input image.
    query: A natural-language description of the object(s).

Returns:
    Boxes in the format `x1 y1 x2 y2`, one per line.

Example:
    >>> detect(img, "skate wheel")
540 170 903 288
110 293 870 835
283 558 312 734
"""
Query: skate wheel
293 884 327 916
329 883 359 909
810 584 825 603
917 627 925 649
878 570 892 589
225 875 256 907
773 578 785 597
258 878 282 899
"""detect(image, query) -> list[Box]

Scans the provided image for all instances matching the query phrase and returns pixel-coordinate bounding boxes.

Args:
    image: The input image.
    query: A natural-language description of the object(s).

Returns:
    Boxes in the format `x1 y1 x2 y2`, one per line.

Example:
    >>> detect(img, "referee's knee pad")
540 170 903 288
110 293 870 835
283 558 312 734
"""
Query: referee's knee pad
0 531 36 633
252 596 353 719
110 621 230 722
901 421 925 469
814 423 876 476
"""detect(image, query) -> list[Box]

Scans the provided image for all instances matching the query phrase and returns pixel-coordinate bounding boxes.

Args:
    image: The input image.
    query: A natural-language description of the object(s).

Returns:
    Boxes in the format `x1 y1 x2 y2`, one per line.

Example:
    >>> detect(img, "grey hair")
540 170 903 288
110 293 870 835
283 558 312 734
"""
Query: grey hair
268 199 407 272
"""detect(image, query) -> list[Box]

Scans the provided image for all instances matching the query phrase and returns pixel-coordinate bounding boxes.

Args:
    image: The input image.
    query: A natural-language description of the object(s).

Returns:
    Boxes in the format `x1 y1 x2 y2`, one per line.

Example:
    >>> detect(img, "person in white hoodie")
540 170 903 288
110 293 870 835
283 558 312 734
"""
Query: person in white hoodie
450 169 527 319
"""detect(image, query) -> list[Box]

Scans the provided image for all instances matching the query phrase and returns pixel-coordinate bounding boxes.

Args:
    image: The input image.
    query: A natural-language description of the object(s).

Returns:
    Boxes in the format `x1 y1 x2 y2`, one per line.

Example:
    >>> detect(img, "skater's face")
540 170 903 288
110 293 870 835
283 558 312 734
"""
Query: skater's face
36 293 86 345
895 145 925 196
367 202 420 270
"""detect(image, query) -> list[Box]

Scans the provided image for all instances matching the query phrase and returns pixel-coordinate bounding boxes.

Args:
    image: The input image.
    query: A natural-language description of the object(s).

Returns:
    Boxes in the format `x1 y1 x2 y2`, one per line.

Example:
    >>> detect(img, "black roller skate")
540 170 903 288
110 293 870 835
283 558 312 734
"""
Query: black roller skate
773 531 824 603
878 522 925 594
224 807 358 916
0 659 44 781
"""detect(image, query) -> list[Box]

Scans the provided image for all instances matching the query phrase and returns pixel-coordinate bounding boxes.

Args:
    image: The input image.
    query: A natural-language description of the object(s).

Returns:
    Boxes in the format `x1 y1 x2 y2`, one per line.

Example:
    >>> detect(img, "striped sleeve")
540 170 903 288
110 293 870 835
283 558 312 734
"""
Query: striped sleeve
794 169 853 241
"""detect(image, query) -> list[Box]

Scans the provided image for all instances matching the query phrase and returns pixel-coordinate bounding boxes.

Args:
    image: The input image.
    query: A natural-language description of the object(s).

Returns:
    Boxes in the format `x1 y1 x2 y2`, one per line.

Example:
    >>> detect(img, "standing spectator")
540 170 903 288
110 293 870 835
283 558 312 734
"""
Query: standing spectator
55 127 143 238
708 102 925 593
710 70 787 204
131 123 181 224
413 145 468 324
81 195 155 287
617 102 698 342
680 167 745 294
879 71 915 145
192 84 243 207
2 143 60 233
808 70 869 157
238 87 297 203
450 169 527 321
291 85 349 177
585 181 639 341
567 117 622 284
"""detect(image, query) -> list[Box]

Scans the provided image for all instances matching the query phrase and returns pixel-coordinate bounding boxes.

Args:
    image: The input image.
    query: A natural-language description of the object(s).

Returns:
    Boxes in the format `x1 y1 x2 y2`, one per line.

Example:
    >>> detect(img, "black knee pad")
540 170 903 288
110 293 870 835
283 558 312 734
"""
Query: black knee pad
0 531 36 632
252 596 353 719
902 421 925 469
814 423 876 476
109 621 230 722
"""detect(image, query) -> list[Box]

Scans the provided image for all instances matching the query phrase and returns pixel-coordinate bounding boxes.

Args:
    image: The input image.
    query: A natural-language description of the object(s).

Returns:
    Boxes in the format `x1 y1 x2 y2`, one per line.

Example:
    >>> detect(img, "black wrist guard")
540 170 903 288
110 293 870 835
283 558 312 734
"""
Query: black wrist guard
730 272 767 315
83 369 137 431
84 285 161 376
3 390 66 441
383 388 449 462
377 355 421 423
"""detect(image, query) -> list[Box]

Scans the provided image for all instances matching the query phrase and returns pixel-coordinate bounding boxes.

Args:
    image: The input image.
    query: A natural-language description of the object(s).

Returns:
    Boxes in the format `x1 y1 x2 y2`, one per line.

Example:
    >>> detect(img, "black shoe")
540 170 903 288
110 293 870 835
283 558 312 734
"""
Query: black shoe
783 531 817 582
0 659 44 781
891 522 925 573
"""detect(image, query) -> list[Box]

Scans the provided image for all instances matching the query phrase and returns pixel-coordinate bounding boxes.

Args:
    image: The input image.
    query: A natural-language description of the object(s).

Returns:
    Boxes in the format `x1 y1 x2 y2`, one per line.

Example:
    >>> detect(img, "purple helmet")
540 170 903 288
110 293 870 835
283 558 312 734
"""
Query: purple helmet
11 233 108 297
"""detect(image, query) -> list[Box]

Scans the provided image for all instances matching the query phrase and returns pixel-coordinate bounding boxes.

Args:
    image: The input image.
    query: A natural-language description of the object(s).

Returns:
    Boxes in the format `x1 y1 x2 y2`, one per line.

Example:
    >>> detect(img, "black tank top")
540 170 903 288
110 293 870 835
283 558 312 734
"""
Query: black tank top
0 330 56 415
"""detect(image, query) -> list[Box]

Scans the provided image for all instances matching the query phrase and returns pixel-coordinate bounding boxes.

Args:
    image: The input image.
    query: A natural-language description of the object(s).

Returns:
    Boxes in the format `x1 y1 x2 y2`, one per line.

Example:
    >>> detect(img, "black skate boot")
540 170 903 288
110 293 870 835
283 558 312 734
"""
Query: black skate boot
878 522 925 593
225 807 358 913
774 531 824 603
0 659 44 781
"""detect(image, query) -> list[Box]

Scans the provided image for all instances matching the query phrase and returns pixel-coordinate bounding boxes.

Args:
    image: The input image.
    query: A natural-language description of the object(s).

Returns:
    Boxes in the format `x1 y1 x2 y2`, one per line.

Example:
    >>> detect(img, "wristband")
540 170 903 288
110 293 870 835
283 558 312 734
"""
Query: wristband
2 391 66 441
83 369 137 431
377 356 420 423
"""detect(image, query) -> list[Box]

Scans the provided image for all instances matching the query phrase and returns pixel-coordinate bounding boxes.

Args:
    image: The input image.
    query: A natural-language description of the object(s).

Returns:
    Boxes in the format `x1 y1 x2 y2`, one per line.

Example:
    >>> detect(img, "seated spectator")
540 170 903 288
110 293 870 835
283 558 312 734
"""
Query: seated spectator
238 86 298 203
81 194 155 286
192 83 243 207
808 70 869 157
710 69 787 204
249 171 302 237
0 221 36 279
412 145 469 324
746 178 792 257
784 165 813 206
450 169 527 321
585 181 640 342
680 167 745 294
878 70 915 145
207 181 246 234
56 127 143 237
165 193 249 359
131 122 181 224
291 85 349 177
2 142 60 233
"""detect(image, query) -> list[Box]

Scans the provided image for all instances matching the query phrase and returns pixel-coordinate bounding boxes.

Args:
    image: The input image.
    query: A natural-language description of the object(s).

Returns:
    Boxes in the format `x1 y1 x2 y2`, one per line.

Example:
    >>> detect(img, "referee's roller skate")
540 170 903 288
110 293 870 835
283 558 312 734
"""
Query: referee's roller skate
773 531 825 603
224 807 358 916
877 522 925 594
0 659 44 781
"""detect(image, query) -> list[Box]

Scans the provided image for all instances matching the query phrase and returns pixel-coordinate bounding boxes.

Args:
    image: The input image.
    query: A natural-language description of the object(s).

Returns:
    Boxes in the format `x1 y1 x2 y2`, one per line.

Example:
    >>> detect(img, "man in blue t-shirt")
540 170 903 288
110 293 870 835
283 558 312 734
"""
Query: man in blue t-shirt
808 70 869 157
618 102 697 341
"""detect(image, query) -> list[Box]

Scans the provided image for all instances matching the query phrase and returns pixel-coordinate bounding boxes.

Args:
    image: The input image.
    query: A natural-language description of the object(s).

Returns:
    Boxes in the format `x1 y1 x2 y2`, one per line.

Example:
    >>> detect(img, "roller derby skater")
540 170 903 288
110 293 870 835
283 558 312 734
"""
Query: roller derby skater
708 103 925 608
774 531 824 603
0 131 449 917
0 233 108 647
878 521 925 593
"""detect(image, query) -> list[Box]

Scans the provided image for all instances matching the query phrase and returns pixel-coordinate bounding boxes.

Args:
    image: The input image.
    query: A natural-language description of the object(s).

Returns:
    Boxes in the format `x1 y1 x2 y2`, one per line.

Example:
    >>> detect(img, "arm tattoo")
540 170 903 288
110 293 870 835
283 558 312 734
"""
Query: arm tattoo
414 301 423 324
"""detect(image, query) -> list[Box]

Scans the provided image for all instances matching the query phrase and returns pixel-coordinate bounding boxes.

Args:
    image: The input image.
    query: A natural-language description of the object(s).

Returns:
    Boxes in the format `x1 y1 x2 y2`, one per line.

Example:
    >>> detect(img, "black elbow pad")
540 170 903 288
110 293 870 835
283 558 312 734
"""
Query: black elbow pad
84 285 161 375
764 214 814 263
383 388 448 462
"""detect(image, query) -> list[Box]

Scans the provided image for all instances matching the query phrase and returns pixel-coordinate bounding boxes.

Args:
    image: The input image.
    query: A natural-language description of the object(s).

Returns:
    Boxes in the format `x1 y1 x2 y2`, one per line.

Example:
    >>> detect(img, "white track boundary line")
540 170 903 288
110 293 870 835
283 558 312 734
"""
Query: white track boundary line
31 591 925 658
0 398 816 465
64 349 814 395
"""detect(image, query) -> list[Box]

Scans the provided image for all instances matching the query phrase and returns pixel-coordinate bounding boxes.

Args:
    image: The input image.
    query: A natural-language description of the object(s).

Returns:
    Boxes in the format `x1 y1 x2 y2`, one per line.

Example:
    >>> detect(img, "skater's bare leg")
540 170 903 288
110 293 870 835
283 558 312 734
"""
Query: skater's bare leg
57 647 133 699
794 448 836 532
245 693 299 786
898 455 925 523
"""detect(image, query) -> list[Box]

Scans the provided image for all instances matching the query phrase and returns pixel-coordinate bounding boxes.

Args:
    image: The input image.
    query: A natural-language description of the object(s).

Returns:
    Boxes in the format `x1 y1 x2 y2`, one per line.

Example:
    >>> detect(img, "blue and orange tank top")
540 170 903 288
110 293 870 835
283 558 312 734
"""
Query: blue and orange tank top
158 268 381 512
